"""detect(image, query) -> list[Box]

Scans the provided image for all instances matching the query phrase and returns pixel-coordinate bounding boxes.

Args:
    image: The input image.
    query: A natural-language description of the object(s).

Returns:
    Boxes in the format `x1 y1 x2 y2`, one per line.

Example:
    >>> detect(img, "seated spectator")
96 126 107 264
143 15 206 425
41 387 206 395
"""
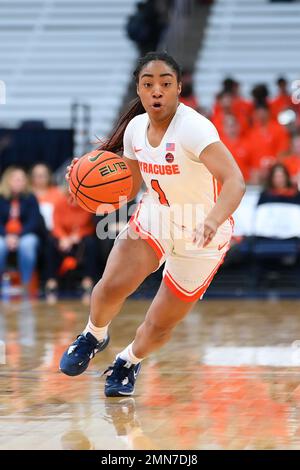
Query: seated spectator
251 163 300 287
281 130 300 186
254 163 300 239
251 83 270 110
30 163 63 231
44 188 97 305
211 91 249 138
211 90 232 131
0 167 42 293
221 115 251 182
247 104 291 184
225 77 253 123
212 78 252 129
270 77 294 120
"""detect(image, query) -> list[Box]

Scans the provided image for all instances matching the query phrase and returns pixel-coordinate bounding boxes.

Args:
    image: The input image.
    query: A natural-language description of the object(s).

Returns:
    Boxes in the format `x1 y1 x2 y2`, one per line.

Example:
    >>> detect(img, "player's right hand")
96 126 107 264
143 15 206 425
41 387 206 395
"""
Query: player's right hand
65 157 79 182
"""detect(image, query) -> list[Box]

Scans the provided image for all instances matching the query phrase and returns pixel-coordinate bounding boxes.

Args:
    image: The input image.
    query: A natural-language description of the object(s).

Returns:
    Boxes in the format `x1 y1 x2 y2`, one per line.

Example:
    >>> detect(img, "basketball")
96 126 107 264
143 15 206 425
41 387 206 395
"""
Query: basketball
69 150 133 214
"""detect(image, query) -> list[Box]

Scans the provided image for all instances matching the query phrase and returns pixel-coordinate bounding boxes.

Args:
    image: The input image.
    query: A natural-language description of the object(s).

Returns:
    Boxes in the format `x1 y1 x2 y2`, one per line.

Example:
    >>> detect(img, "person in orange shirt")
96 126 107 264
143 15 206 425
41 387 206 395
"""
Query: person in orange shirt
44 189 97 305
281 130 300 186
250 83 270 109
211 91 249 138
229 78 253 124
213 78 251 115
270 77 294 120
221 115 251 182
247 104 291 183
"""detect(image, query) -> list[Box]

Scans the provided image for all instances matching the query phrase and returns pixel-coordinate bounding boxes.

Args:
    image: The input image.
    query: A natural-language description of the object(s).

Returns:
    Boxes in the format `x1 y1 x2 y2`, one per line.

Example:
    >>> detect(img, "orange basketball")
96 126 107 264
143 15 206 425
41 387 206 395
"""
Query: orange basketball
69 150 133 214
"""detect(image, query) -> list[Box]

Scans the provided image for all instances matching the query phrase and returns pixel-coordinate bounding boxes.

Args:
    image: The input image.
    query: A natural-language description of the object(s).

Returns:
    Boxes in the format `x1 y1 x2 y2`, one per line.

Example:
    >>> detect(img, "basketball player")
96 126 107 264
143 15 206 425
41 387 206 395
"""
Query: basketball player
60 52 245 396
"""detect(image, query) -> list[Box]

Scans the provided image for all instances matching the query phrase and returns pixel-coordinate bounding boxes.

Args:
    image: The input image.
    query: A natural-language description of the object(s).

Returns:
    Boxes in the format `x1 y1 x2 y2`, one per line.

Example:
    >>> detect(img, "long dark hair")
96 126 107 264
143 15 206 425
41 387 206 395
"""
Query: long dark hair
98 51 182 154
266 163 293 190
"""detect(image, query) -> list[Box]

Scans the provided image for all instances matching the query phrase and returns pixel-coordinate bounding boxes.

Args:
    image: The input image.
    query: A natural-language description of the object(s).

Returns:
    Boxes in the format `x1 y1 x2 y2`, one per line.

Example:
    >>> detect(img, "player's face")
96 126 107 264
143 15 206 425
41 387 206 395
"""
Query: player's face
137 61 181 121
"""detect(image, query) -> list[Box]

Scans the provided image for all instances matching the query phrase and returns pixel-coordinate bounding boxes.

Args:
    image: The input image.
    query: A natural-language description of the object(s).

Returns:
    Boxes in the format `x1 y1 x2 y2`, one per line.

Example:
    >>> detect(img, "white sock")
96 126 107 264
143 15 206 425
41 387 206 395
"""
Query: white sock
118 342 143 364
83 317 109 342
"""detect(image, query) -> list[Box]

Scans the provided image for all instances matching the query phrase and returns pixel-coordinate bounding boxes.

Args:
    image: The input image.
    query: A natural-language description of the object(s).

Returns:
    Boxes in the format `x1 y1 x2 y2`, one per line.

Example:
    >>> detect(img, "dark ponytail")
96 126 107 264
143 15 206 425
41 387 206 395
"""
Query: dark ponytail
98 51 181 155
97 97 145 154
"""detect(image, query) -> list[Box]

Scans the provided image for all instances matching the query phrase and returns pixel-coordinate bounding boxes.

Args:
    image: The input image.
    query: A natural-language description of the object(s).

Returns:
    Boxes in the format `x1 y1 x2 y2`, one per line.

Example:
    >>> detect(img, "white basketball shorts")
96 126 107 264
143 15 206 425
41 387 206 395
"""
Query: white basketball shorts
121 194 233 302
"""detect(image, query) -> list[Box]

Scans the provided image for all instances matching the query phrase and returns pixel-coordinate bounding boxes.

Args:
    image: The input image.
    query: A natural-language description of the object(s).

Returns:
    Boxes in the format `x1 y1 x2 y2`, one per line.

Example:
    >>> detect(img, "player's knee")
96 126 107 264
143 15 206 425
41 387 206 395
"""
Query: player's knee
92 276 132 303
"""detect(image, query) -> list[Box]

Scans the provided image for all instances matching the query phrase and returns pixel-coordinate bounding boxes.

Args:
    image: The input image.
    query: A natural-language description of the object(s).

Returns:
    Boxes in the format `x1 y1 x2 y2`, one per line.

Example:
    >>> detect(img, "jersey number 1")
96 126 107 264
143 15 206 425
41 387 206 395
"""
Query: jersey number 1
151 179 170 206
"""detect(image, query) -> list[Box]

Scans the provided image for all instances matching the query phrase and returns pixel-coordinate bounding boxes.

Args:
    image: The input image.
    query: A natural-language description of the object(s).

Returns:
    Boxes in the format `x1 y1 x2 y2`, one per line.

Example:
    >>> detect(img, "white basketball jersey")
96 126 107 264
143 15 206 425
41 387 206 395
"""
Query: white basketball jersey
123 103 231 230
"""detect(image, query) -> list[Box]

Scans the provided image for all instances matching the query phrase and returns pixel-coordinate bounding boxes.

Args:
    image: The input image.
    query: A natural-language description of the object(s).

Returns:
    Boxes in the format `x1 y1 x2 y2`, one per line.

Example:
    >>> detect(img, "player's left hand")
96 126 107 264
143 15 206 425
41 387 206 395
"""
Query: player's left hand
193 217 218 248
66 158 79 181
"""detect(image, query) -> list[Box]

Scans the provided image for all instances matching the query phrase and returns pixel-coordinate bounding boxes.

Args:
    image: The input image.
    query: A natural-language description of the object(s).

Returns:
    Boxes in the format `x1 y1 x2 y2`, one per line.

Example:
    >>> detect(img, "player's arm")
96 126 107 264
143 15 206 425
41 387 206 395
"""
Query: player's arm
195 141 246 247
122 155 143 201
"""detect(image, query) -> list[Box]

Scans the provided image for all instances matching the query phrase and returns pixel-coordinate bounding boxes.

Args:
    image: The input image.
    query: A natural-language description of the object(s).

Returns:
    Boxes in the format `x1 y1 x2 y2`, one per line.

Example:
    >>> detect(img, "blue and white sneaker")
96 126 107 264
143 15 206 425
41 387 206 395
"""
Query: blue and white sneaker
103 357 141 397
60 332 110 376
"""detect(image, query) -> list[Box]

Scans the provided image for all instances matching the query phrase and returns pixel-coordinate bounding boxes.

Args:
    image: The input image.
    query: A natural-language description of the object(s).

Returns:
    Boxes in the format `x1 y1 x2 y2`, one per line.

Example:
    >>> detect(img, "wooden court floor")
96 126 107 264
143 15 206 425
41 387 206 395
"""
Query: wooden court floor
1 298 300 450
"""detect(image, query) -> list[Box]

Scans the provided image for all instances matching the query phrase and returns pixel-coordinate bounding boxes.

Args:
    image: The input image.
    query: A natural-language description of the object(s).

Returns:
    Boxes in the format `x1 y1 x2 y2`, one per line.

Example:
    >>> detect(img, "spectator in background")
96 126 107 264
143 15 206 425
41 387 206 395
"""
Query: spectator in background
211 91 249 138
221 115 251 183
0 167 42 293
262 163 296 196
254 163 300 238
255 163 300 234
270 77 300 133
126 0 167 55
252 163 300 285
30 163 63 232
270 77 294 120
251 83 270 109
179 68 201 112
212 78 252 131
281 130 300 186
247 104 290 183
44 188 97 305
224 77 253 122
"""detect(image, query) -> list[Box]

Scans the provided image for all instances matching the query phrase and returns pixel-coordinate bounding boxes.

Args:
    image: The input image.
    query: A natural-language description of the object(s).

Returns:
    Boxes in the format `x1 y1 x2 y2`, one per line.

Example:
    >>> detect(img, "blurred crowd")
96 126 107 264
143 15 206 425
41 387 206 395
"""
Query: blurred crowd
180 72 300 187
0 165 114 303
1 69 300 300
126 1 300 187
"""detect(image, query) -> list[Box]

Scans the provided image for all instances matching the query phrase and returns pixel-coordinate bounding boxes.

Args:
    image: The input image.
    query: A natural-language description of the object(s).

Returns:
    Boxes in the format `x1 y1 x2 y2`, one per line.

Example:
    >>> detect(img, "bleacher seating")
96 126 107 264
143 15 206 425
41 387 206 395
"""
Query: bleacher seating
0 0 138 139
195 0 300 109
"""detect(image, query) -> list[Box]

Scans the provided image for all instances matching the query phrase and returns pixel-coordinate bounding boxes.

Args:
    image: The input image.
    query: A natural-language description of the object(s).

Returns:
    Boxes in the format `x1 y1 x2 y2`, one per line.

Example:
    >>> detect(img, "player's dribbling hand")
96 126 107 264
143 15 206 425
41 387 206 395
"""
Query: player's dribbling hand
65 157 79 182
193 217 218 248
